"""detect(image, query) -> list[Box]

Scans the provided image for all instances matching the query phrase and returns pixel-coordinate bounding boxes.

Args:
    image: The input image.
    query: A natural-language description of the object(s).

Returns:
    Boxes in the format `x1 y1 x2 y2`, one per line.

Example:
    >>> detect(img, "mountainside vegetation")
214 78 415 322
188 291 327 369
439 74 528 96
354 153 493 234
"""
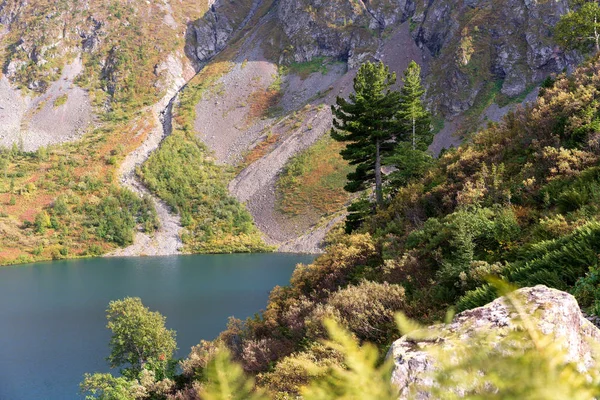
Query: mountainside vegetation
0 121 160 264
164 53 600 397
139 61 271 253
0 0 273 263
0 0 582 262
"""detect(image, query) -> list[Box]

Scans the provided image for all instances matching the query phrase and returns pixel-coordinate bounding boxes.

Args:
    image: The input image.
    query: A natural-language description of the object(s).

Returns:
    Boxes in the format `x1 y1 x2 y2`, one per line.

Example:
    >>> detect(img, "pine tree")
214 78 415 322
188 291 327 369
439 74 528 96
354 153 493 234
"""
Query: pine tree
331 61 400 207
386 61 433 190
397 61 431 152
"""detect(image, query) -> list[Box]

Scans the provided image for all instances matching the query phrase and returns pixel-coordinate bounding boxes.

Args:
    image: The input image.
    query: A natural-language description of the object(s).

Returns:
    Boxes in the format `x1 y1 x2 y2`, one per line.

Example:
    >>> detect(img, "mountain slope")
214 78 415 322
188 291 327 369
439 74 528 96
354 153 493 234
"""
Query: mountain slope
180 0 578 251
0 0 581 263
170 54 600 399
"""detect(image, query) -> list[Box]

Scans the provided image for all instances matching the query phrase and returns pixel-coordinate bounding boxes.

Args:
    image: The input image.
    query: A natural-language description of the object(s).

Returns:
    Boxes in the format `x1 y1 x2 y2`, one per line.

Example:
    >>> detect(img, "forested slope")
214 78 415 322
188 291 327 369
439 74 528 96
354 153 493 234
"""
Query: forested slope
170 55 600 398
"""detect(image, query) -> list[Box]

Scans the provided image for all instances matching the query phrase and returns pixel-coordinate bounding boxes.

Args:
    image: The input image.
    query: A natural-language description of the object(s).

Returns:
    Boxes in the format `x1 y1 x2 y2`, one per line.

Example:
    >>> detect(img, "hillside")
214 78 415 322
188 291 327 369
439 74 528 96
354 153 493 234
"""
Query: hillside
163 53 600 399
0 0 578 263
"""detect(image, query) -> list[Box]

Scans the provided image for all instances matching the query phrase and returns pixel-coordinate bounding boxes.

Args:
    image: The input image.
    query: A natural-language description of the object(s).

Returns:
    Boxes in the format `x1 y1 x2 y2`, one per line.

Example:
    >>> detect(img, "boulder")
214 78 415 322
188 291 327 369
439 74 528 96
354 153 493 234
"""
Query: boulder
387 285 600 399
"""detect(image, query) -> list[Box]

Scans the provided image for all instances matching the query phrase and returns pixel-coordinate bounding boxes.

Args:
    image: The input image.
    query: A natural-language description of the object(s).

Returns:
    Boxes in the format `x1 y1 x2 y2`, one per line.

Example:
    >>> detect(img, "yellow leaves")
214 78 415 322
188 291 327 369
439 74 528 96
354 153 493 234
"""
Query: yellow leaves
540 146 597 181
457 28 475 66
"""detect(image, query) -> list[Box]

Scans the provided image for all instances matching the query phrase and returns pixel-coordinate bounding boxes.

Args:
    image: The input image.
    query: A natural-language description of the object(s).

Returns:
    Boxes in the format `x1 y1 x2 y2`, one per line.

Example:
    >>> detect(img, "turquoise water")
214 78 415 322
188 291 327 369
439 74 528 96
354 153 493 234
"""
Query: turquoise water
0 253 314 400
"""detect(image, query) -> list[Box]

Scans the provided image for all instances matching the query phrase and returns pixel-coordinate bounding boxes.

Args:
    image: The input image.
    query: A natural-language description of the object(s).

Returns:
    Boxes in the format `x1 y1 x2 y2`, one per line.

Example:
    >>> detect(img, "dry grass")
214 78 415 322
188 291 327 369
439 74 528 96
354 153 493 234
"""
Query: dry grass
240 133 281 168
247 89 282 122
277 136 352 220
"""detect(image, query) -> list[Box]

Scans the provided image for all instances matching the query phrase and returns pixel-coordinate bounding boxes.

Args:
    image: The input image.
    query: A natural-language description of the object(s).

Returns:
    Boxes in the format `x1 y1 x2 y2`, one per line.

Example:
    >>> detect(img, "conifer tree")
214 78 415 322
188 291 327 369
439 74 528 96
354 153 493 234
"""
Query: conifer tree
331 61 400 207
397 61 432 151
386 61 433 190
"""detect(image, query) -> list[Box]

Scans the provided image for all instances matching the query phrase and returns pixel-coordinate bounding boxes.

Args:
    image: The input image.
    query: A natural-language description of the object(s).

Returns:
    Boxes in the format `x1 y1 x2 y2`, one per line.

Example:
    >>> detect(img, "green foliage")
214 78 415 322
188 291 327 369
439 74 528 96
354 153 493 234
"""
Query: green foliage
80 373 141 400
286 57 331 79
53 93 68 108
457 221 600 311
105 297 177 379
407 205 517 297
555 0 600 52
200 347 269 400
344 195 373 234
572 267 600 315
84 189 158 247
34 211 51 234
332 60 431 232
331 61 400 207
397 61 432 151
82 298 178 400
385 142 434 189
140 131 268 253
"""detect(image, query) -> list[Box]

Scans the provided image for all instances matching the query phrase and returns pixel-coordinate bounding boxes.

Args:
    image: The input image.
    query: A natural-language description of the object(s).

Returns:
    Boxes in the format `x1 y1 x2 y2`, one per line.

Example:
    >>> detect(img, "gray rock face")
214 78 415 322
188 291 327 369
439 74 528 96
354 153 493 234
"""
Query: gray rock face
413 0 580 114
387 286 600 399
186 2 232 63
276 0 371 67
0 0 24 27
185 0 256 66
275 0 579 114
184 0 579 115
276 0 413 68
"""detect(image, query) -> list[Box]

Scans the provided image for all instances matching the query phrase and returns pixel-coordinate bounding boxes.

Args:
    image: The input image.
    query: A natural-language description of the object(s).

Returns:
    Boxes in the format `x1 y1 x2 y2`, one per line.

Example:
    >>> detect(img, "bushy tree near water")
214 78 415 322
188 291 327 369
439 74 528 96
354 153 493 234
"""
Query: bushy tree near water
105 298 177 379
81 298 177 400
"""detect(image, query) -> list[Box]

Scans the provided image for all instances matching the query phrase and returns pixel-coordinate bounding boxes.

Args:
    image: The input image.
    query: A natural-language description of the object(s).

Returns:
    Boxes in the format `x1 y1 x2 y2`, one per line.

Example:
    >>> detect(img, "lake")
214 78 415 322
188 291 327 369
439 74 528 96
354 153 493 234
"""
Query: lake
0 253 315 400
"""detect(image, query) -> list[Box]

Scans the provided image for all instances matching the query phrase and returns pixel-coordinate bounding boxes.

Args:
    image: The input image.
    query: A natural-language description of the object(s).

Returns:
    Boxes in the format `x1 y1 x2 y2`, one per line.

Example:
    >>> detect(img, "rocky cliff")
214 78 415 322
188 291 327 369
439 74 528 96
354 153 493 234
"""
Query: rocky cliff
187 0 578 116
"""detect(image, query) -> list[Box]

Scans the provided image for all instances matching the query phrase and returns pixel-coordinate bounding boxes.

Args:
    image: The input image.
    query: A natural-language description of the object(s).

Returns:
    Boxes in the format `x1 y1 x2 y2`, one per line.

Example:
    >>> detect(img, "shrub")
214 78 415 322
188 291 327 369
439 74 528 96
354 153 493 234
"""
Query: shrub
307 281 407 344
180 340 219 381
257 344 344 397
289 233 378 297
34 211 51 234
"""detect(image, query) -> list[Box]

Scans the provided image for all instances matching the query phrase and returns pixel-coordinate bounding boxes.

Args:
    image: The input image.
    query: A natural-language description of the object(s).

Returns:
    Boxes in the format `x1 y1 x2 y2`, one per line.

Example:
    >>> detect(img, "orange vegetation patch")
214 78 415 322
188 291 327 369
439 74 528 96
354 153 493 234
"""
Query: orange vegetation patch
247 89 281 123
278 137 353 219
0 248 21 261
241 133 280 167
17 194 54 222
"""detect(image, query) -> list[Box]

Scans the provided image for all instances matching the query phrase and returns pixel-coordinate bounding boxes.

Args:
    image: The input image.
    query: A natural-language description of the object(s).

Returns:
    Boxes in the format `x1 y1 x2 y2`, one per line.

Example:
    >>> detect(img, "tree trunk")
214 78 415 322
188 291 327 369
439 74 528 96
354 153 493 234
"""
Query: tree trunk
594 15 600 53
375 139 384 206
412 115 416 151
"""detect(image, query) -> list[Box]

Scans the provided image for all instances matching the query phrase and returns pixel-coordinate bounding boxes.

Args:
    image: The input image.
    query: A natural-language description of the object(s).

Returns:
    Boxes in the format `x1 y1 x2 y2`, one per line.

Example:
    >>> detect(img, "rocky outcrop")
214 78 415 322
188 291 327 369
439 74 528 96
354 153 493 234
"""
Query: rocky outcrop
387 286 600 399
185 0 257 66
413 0 580 115
273 0 580 115
276 0 376 67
